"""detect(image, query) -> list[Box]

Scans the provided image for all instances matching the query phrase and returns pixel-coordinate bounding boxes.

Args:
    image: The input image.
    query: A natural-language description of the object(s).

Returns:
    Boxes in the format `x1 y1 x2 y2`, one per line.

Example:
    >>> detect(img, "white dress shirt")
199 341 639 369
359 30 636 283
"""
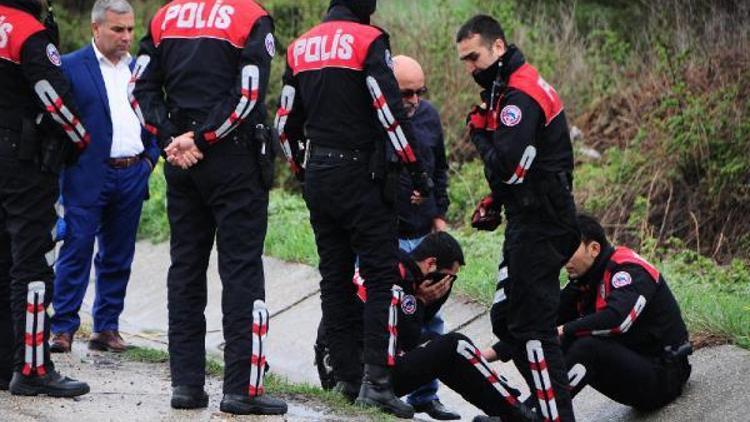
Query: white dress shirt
92 41 144 158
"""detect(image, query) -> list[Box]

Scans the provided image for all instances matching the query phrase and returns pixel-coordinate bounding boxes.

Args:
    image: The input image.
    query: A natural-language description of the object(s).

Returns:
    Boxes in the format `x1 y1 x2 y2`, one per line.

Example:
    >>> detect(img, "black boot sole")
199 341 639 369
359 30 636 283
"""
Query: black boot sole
220 400 287 415
10 383 90 397
49 344 71 353
171 395 209 409
355 397 415 419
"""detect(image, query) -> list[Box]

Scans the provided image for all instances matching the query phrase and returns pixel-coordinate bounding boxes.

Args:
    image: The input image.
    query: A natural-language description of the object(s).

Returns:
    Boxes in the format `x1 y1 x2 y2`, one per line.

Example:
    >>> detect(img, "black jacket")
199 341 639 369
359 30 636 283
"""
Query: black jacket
470 46 573 219
132 0 273 151
558 245 690 356
0 0 88 149
276 5 421 175
396 100 449 238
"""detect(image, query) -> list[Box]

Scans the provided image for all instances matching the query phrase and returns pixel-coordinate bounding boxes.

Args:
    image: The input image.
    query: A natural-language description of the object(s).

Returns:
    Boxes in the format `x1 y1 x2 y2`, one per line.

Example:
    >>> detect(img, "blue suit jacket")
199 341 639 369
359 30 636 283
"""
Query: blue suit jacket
60 44 159 207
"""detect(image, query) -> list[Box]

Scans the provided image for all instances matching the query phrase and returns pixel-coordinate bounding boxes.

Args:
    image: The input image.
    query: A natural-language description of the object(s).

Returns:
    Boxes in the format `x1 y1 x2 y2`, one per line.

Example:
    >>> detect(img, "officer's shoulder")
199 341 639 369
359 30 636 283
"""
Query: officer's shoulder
609 264 652 287
503 88 542 115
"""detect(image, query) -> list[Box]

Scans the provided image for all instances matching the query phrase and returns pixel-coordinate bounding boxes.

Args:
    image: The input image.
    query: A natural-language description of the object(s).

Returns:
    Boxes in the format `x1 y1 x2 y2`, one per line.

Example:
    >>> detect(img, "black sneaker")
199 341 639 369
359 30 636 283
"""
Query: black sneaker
171 385 208 409
220 393 288 415
413 399 461 420
9 370 89 397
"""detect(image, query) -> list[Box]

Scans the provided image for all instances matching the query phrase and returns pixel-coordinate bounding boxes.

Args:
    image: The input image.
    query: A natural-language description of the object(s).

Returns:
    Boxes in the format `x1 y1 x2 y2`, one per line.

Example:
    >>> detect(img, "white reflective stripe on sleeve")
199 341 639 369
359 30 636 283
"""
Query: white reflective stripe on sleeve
493 288 506 304
591 295 647 336
211 64 260 140
274 84 296 164
505 145 537 185
34 80 85 144
365 76 414 162
128 55 151 126
568 363 586 389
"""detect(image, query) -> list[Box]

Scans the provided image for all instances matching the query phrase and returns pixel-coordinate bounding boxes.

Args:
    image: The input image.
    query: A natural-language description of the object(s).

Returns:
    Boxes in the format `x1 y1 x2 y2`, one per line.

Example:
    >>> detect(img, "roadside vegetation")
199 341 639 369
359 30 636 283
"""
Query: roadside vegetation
53 0 749 349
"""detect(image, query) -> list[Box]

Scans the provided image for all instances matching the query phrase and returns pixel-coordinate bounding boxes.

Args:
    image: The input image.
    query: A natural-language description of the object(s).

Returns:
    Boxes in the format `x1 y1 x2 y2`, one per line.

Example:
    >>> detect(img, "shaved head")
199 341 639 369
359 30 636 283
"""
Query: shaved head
393 55 425 116
393 55 424 90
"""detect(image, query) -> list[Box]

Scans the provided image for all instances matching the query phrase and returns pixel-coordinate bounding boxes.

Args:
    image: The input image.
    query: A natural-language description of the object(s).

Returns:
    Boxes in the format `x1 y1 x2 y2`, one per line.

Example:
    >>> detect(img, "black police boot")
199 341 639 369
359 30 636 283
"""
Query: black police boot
355 364 414 419
220 393 288 415
9 370 89 397
334 380 361 403
414 399 461 420
170 385 209 409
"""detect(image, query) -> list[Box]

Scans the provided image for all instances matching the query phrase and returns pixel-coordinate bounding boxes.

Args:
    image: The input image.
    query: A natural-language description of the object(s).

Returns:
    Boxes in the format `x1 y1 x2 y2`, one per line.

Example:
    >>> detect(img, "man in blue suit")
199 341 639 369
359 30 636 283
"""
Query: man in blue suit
50 0 158 353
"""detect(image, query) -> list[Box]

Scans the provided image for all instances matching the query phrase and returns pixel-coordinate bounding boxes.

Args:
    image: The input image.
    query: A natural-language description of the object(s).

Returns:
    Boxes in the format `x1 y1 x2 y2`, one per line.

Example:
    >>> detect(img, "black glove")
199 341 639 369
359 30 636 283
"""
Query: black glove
471 194 502 231
409 167 434 198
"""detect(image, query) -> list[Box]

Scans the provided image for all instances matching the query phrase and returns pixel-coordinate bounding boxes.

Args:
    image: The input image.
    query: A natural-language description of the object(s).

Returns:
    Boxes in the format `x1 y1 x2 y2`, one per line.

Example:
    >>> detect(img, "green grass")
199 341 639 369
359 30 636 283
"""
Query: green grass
121 346 394 420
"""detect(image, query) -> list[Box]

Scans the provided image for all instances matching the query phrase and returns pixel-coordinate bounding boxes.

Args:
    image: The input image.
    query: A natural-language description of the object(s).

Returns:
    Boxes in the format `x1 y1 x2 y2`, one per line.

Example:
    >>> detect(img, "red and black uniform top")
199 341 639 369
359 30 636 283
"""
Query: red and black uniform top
131 0 274 151
0 0 89 149
274 5 420 176
469 46 573 214
558 245 690 355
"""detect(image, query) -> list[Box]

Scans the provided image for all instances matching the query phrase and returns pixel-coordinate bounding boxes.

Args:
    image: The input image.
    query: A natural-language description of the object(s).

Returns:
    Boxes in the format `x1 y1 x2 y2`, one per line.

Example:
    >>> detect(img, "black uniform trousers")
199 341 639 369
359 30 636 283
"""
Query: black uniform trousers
304 151 398 383
490 182 580 422
164 133 268 395
564 337 691 410
394 333 532 421
0 129 58 379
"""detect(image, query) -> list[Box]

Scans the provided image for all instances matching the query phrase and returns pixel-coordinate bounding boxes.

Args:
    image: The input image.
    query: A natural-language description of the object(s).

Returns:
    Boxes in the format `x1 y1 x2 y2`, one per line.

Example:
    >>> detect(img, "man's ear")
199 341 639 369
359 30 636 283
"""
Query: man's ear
590 241 601 258
426 257 437 273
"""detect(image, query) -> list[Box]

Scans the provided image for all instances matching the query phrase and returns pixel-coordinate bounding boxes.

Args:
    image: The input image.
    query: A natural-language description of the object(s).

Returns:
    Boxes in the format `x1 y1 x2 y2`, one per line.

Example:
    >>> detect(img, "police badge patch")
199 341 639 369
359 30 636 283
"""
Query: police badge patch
401 294 417 315
264 33 275 57
46 43 61 66
385 49 394 70
611 271 633 289
500 105 522 127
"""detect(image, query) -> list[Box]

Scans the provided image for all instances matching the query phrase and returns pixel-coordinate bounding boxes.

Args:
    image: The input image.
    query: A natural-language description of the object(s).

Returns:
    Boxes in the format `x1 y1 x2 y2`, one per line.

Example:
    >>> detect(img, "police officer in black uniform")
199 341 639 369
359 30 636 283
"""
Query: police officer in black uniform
275 0 432 418
457 15 579 421
558 213 692 409
315 232 541 421
0 0 90 396
131 0 285 415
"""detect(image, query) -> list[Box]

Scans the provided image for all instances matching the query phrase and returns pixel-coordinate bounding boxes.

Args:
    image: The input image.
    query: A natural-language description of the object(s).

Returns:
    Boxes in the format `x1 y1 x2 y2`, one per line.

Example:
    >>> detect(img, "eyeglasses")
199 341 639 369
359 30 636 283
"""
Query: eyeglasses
400 86 428 98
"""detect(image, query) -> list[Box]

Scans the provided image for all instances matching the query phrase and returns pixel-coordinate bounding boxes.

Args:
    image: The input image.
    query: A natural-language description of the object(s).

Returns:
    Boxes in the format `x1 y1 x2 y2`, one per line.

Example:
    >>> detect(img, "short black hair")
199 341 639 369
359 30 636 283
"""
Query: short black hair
456 14 506 46
411 232 465 270
577 213 610 249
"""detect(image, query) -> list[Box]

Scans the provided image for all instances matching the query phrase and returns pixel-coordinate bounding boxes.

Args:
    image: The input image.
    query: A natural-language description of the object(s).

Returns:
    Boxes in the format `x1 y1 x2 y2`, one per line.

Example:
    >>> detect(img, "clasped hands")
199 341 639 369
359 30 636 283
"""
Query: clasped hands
165 131 204 169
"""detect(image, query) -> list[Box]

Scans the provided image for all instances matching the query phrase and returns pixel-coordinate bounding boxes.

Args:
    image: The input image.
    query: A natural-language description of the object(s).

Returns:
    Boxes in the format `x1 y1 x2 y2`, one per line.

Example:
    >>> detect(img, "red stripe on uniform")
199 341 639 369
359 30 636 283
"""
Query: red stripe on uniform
144 124 158 135
529 360 548 371
36 365 47 376
26 303 44 313
205 132 218 142
373 95 386 109
252 324 268 336
22 363 32 376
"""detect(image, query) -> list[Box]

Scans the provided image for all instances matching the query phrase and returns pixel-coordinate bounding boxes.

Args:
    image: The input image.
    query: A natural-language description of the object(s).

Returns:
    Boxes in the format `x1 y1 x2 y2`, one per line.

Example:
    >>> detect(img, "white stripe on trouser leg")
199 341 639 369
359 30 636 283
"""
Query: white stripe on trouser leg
526 340 559 422
456 339 519 406
568 363 586 389
249 300 268 396
24 282 47 376
387 285 403 366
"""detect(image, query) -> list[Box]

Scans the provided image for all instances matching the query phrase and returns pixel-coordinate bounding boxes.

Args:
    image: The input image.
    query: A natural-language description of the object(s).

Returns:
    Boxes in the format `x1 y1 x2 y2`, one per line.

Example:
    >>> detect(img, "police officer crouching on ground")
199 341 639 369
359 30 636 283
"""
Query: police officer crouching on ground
315 232 541 421
131 0 285 415
275 0 433 418
0 0 90 396
457 14 580 421
558 213 692 410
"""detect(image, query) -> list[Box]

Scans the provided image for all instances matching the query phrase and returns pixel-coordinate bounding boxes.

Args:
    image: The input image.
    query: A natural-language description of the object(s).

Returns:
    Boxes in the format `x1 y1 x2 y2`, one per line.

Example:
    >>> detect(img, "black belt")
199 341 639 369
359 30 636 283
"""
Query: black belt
309 145 371 162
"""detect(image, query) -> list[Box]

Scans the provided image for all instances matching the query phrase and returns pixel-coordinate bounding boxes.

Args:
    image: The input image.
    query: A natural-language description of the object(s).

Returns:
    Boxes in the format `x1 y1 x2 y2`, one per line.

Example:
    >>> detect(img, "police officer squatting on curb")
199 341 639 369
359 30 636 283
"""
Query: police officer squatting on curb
557 213 691 410
315 232 543 422
131 0 285 415
275 0 434 418
0 0 90 397
457 15 581 422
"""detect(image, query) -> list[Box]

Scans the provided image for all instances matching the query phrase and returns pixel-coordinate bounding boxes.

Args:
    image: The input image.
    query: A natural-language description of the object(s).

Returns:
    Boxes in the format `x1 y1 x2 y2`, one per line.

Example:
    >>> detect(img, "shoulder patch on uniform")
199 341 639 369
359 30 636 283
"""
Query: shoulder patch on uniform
385 48 394 70
264 33 275 57
401 294 417 315
500 104 522 127
611 271 633 289
46 43 61 66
